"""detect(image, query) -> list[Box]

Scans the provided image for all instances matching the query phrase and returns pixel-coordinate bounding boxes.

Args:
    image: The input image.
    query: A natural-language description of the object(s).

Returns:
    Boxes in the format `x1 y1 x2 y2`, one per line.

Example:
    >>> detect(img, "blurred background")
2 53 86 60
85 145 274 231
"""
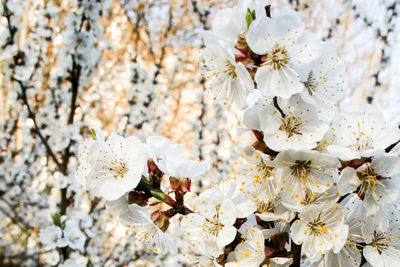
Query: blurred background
0 0 399 266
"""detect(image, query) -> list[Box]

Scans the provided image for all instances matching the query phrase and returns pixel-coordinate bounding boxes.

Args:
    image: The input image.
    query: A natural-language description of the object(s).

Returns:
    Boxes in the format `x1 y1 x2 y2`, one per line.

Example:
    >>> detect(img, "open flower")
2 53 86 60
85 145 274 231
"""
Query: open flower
273 149 340 210
182 181 255 252
291 203 348 262
209 0 255 45
181 197 239 251
246 10 321 98
145 135 210 178
251 177 295 223
294 186 341 213
202 36 254 109
361 208 400 267
236 147 276 195
119 204 177 255
259 94 329 151
155 153 210 179
298 42 346 121
186 238 224 267
324 195 364 267
337 153 400 215
145 136 185 161
86 134 146 201
43 251 60 266
327 109 400 160
75 128 105 182
63 220 86 251
39 225 63 251
226 226 266 267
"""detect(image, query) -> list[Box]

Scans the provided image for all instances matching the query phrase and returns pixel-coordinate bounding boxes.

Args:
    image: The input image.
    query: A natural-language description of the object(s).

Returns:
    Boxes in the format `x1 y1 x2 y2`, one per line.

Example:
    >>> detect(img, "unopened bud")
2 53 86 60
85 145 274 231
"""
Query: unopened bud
170 177 191 192
151 211 170 232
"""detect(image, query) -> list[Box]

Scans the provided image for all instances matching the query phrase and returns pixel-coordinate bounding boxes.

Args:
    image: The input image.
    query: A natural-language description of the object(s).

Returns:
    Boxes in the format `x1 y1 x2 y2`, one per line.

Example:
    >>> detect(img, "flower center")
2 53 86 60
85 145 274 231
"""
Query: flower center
352 134 374 152
279 113 303 138
110 161 128 179
256 160 274 180
256 200 274 213
371 232 389 253
303 71 317 96
351 123 374 152
202 216 223 236
224 60 237 78
300 191 317 205
291 160 312 178
262 45 289 70
357 164 384 197
307 217 328 236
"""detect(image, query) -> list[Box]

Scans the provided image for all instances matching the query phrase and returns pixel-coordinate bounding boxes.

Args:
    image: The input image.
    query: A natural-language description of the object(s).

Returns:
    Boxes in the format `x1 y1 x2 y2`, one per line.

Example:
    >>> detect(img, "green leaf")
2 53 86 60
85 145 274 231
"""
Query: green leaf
90 128 97 140
150 190 166 202
51 213 61 227
246 8 256 29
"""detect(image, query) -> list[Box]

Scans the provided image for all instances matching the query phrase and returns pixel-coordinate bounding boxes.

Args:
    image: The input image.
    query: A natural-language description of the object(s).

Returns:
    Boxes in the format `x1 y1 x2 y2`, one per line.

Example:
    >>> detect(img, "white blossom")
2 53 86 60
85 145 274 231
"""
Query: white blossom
248 177 295 223
39 225 63 251
338 153 400 215
182 181 255 252
43 250 60 266
291 203 348 262
273 149 340 210
119 204 177 255
324 195 364 267
145 136 210 178
187 239 224 267
298 42 346 121
6 0 23 16
59 253 88 267
86 134 146 201
327 109 400 160
226 226 265 267
258 95 329 151
156 153 210 179
246 10 321 98
269 257 293 267
145 136 185 160
182 197 238 251
362 208 400 267
236 147 275 195
209 0 252 45
63 220 86 251
202 34 254 109
75 129 105 182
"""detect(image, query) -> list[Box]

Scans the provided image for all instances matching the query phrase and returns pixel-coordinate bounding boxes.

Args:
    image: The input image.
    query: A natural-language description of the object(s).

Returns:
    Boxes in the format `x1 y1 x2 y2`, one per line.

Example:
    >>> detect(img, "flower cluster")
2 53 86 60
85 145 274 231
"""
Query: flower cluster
3 0 391 266
75 131 210 255
72 2 400 266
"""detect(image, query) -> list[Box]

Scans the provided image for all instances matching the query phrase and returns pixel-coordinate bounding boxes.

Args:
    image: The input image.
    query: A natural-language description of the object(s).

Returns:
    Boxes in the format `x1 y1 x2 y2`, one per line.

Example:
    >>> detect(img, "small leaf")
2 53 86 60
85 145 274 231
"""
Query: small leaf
246 8 256 29
51 213 61 227
90 128 97 140
150 190 166 202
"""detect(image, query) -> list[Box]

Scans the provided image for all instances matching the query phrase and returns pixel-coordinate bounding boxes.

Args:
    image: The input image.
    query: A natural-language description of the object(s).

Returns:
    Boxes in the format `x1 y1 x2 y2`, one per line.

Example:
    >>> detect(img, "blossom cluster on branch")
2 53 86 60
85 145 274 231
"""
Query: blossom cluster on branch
1 0 400 266
74 1 400 267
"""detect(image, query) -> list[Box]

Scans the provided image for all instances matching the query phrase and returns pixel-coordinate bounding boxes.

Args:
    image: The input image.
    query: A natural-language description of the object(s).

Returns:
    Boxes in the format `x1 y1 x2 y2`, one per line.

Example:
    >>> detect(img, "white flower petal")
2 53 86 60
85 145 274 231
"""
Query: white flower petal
217 225 237 248
219 199 236 226
337 167 360 196
363 245 385 267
